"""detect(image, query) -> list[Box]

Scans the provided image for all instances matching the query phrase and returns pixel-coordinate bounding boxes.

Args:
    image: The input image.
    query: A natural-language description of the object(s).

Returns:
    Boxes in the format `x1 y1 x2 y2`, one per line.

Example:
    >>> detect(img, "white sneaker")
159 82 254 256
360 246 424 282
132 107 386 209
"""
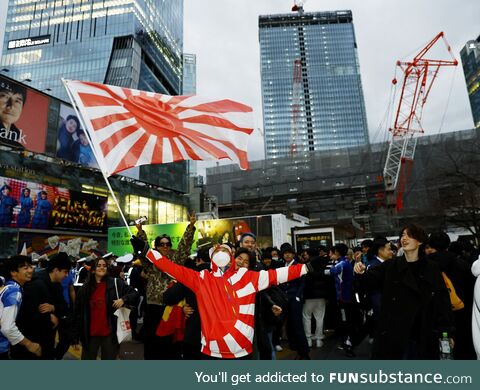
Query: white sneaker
307 338 312 347
275 345 283 352
315 340 324 348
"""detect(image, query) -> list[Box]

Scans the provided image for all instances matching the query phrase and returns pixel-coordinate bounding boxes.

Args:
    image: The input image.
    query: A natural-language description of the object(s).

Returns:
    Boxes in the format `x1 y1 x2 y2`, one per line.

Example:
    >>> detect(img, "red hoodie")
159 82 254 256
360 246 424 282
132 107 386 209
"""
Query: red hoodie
146 249 307 359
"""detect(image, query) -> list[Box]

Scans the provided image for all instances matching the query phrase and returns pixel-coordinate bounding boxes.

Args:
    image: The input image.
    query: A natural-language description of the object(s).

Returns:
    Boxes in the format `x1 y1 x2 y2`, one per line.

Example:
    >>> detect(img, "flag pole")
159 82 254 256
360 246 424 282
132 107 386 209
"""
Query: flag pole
61 79 133 236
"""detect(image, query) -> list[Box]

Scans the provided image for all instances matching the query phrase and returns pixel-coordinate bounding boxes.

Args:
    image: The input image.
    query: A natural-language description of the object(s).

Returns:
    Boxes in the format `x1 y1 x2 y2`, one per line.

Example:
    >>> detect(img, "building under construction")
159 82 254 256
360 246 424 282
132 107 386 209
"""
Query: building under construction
206 128 480 241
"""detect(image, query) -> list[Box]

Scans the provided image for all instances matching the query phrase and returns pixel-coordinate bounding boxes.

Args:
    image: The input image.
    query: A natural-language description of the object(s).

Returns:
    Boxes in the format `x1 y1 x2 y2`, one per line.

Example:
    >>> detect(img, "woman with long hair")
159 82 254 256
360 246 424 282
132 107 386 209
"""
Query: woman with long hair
74 258 138 360
354 224 454 359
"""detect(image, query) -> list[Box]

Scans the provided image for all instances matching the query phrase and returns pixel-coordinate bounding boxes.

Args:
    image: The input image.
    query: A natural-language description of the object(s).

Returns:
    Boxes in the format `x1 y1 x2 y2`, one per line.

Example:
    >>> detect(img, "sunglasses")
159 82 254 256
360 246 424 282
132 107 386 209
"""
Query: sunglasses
157 242 172 247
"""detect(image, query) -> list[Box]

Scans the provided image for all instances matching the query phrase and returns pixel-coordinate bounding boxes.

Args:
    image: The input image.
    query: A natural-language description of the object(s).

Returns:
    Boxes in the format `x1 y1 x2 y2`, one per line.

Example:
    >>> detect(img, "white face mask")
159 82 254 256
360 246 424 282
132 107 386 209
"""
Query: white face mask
212 251 231 268
272 257 279 261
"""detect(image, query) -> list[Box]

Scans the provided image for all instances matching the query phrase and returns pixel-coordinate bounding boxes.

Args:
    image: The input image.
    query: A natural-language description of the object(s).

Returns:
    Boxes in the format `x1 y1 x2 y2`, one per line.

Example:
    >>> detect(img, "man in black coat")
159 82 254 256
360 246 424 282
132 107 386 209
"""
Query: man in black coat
302 248 331 348
278 243 310 359
11 253 71 359
426 231 476 359
354 225 454 359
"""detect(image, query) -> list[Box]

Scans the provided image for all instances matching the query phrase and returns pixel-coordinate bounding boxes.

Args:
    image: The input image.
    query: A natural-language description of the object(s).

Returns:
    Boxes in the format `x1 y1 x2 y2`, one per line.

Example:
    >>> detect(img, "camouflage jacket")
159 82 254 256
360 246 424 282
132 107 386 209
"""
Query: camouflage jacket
140 225 195 305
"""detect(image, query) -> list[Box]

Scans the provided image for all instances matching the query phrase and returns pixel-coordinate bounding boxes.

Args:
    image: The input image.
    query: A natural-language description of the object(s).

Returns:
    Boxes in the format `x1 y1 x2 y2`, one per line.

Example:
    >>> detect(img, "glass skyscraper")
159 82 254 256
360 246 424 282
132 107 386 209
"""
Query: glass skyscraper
1 0 189 193
460 35 480 129
1 0 184 100
259 10 369 159
182 53 196 95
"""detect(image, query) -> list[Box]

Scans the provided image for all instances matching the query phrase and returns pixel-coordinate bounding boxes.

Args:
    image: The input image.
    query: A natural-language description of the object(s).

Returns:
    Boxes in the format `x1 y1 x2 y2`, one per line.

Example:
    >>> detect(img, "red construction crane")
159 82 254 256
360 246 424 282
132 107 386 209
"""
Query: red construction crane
292 0 306 13
383 32 458 210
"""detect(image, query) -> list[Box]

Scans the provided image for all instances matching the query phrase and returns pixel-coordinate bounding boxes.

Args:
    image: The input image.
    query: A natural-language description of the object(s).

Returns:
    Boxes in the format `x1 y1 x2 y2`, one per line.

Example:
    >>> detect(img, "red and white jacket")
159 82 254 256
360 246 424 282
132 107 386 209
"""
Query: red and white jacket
146 249 307 359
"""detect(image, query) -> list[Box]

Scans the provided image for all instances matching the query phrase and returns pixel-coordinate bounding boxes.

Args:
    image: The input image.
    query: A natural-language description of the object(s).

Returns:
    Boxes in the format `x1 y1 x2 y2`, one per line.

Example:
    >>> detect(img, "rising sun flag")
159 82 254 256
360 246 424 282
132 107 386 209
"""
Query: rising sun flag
63 80 254 176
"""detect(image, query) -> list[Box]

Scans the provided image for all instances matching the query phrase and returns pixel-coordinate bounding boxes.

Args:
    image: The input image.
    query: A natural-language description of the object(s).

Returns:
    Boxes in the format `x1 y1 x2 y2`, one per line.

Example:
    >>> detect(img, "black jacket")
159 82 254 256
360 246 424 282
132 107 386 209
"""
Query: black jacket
74 276 139 346
427 251 474 307
303 255 332 300
15 270 67 358
278 259 306 300
358 255 454 359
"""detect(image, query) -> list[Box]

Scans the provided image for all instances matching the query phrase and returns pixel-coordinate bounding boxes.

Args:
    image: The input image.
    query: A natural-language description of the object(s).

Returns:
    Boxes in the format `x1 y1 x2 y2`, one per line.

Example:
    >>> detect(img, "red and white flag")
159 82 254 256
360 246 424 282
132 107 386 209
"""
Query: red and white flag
63 80 254 176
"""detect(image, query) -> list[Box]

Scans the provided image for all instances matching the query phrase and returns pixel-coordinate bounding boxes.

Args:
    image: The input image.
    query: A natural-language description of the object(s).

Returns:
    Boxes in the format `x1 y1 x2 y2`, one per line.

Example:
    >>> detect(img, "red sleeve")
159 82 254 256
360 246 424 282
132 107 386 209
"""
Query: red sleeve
254 264 307 291
146 249 200 291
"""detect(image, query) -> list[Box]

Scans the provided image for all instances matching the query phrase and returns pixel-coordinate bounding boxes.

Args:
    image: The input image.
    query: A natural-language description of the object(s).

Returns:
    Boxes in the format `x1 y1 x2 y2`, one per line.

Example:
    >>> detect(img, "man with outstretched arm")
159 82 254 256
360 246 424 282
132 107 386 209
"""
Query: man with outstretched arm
131 238 314 359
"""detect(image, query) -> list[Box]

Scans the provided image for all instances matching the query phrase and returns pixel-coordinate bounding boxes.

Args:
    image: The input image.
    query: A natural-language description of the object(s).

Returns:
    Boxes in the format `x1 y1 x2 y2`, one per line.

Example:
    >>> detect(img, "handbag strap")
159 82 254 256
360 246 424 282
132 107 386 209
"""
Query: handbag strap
114 277 120 300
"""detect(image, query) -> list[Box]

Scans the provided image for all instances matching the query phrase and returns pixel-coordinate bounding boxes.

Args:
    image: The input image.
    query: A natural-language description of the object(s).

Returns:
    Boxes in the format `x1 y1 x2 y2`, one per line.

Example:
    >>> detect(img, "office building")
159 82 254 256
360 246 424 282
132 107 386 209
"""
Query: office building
182 53 196 94
1 0 188 193
258 10 369 159
1 0 183 99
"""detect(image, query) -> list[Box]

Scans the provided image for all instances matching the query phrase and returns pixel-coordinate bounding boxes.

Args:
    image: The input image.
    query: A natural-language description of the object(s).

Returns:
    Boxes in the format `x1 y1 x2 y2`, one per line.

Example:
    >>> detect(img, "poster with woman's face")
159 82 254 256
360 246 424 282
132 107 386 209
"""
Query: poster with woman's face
55 104 98 168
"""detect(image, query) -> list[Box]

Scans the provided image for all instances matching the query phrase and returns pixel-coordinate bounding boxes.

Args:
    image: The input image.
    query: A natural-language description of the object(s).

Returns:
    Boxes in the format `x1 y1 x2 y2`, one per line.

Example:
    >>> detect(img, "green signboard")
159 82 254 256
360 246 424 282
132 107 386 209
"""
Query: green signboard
108 216 275 256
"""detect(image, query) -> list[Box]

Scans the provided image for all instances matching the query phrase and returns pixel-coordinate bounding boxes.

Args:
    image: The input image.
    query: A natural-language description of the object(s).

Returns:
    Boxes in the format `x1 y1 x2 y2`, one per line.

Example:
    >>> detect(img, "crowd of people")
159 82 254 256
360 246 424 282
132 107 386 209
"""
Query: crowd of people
1 217 480 361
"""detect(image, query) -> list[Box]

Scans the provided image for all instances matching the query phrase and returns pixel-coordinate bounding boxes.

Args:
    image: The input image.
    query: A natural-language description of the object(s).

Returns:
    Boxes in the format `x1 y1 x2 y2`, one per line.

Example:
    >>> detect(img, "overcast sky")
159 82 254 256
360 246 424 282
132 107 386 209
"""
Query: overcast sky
183 0 478 172
1 0 478 173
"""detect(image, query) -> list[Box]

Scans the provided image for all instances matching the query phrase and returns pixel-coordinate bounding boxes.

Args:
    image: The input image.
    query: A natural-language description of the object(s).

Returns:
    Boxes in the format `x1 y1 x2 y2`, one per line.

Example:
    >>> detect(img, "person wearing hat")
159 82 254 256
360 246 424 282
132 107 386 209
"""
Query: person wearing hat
0 184 17 227
0 78 27 149
74 255 95 290
130 237 314 359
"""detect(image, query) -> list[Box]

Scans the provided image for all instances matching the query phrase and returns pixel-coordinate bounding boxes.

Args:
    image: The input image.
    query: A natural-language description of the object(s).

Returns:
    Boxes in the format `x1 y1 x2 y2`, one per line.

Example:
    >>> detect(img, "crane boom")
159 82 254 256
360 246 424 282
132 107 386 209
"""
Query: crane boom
383 32 457 210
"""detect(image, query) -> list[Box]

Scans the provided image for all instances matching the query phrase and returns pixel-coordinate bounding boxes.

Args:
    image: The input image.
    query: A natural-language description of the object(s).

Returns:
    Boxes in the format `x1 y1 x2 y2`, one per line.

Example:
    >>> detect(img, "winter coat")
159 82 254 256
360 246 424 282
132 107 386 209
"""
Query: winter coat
472 258 480 359
278 260 306 301
330 256 354 303
303 255 332 300
428 250 476 359
357 255 454 359
428 251 474 307
15 270 67 358
74 276 139 347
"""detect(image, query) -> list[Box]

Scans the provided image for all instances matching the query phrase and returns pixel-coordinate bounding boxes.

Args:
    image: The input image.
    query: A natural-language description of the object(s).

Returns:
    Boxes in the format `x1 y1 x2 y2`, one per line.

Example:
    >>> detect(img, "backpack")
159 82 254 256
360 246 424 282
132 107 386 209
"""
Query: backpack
441 272 464 311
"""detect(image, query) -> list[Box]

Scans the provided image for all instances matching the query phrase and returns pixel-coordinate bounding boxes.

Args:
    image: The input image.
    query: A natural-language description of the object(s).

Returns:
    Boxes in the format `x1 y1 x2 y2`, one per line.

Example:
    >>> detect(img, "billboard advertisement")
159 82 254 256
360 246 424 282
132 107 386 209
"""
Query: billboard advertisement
108 215 275 256
17 231 107 259
292 227 335 252
56 103 99 168
0 175 107 233
0 75 49 152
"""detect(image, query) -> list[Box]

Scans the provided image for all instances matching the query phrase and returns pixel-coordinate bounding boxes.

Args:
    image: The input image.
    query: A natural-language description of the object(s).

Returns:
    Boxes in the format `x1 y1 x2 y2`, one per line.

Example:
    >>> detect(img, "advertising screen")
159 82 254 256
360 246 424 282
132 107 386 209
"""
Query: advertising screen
292 227 335 252
108 215 274 255
0 75 49 152
56 103 99 168
0 175 108 233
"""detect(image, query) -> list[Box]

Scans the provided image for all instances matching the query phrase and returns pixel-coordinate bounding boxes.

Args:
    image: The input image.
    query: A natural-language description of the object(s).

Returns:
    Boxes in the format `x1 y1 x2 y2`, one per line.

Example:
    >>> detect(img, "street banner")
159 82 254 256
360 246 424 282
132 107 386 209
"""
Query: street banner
108 215 274 255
